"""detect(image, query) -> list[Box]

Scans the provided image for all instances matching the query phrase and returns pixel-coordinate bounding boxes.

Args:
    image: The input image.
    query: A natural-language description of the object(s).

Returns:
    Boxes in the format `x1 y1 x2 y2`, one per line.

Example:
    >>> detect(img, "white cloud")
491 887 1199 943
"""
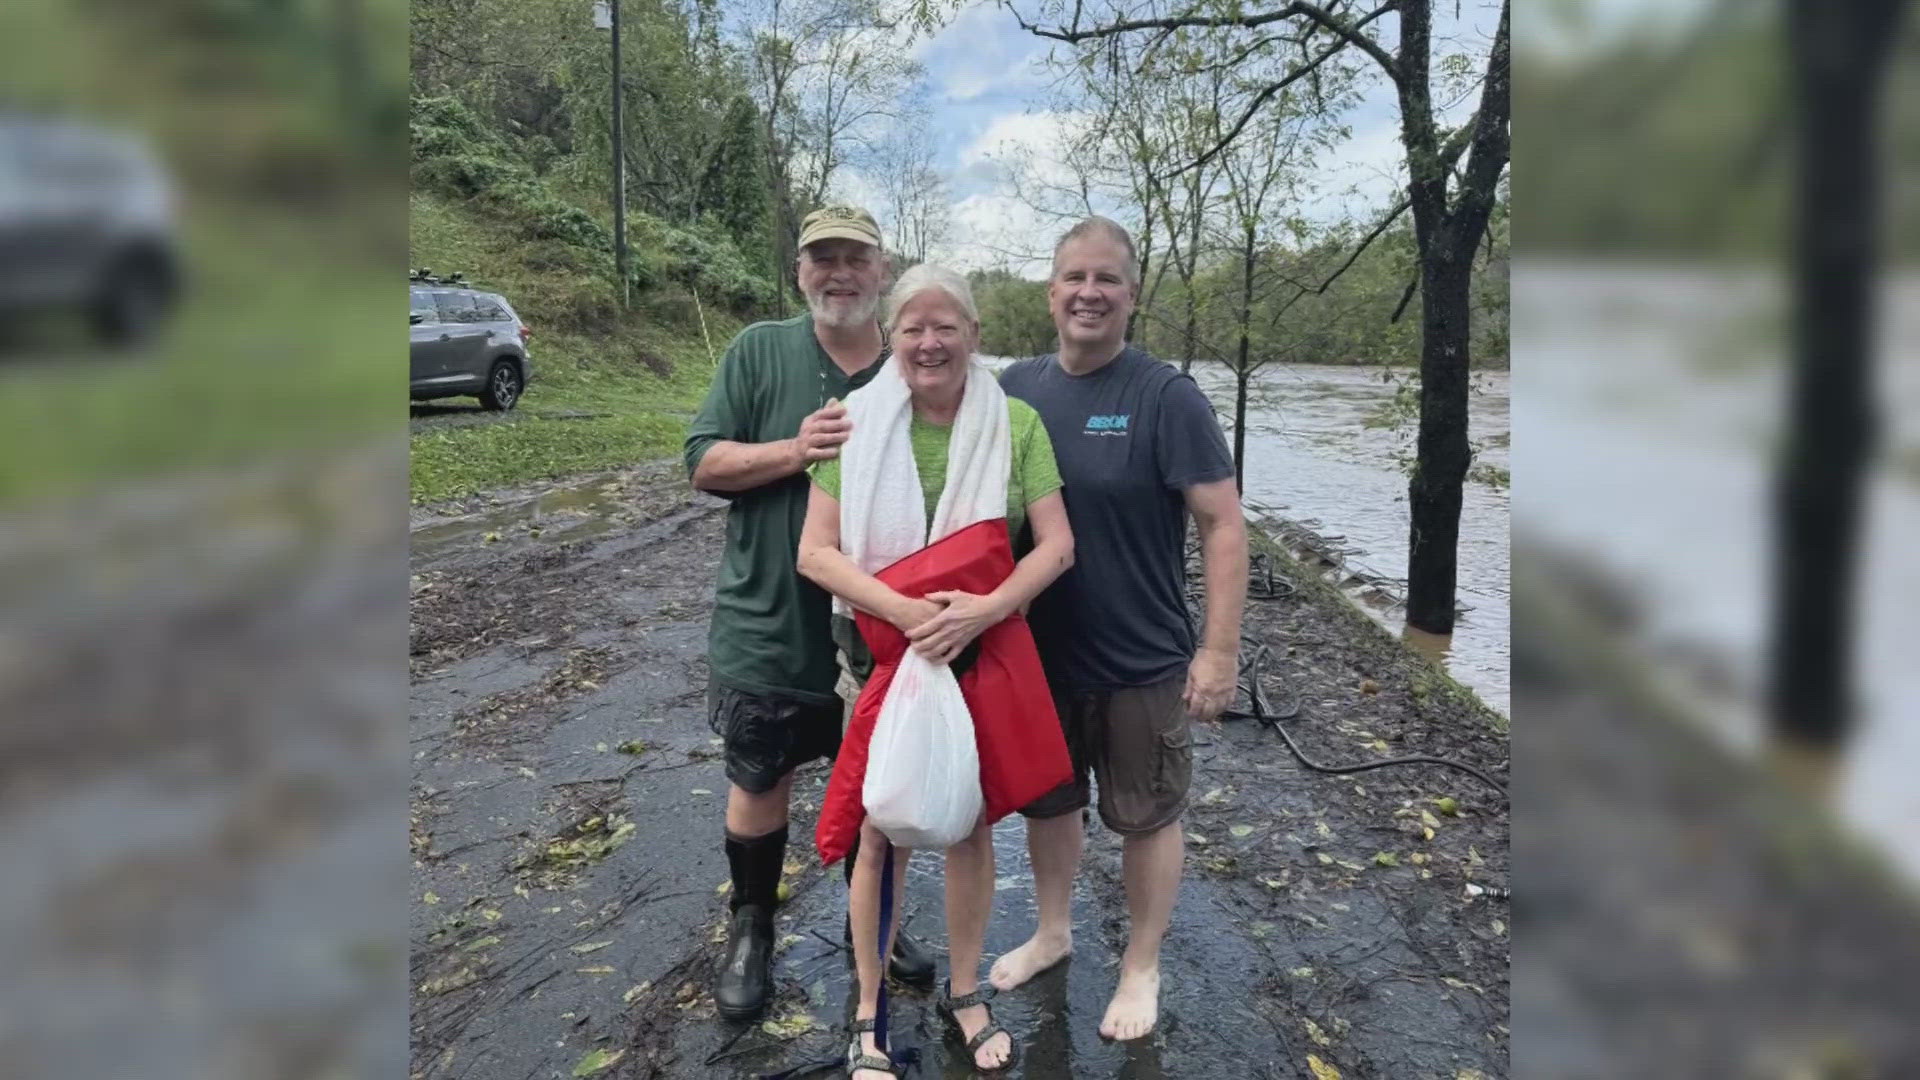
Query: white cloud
915 3 1052 99
825 165 885 217
939 191 1067 277
957 110 1083 190
1299 117 1406 223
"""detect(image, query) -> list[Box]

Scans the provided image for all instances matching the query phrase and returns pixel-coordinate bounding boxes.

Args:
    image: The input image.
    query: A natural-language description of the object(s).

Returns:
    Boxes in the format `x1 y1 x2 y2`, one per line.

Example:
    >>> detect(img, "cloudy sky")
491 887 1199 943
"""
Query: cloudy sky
816 0 1507 276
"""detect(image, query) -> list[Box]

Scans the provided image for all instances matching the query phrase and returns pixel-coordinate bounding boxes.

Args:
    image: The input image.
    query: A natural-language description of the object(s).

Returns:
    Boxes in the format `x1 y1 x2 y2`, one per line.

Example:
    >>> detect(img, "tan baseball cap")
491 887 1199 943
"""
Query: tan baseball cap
798 204 883 251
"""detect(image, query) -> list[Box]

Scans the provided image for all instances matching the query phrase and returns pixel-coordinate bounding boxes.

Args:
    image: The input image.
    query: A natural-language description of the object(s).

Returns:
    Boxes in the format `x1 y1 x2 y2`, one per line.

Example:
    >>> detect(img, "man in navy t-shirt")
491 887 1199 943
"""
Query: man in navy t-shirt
991 217 1249 1041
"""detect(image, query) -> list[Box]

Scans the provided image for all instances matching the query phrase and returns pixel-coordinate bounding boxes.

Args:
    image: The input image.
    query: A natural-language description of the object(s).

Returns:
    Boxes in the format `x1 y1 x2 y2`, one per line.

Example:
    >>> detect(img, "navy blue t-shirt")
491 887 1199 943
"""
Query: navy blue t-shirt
1000 347 1236 690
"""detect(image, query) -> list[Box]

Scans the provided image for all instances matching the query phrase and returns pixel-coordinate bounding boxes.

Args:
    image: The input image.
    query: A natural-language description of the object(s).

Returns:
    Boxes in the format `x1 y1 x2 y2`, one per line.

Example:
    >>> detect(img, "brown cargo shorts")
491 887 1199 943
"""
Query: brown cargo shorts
1020 674 1192 835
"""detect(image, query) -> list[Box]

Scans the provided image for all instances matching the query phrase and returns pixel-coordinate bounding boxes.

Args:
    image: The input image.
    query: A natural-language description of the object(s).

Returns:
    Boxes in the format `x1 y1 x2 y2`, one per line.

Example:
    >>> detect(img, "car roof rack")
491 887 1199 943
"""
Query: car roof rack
410 268 474 287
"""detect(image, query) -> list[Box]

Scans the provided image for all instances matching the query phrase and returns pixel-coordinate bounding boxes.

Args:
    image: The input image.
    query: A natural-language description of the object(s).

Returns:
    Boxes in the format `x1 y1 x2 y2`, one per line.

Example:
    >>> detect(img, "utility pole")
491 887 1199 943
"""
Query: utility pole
596 0 630 306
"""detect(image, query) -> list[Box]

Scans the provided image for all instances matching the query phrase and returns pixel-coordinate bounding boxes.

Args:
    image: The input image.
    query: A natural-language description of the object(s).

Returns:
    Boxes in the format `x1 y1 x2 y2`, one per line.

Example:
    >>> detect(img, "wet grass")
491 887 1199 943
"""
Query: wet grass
408 193 749 505
0 206 393 504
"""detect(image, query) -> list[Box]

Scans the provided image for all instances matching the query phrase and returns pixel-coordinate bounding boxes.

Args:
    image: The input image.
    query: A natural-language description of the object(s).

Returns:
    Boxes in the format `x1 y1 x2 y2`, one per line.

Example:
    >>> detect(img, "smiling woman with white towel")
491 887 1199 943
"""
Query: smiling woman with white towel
797 264 1075 1078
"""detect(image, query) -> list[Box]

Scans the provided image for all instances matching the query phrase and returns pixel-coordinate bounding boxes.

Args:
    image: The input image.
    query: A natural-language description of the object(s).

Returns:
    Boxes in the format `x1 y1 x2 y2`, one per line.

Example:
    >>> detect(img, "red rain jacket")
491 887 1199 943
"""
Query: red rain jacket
817 519 1072 865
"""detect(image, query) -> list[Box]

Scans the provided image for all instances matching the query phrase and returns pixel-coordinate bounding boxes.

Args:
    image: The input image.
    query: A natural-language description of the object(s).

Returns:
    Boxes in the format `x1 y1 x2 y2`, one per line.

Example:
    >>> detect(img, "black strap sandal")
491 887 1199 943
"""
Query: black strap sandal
845 1017 899 1077
936 981 1019 1074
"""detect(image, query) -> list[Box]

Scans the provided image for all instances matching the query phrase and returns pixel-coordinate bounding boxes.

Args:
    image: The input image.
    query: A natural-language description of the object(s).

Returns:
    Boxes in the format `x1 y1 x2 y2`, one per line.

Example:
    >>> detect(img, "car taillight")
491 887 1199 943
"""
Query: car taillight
517 324 531 343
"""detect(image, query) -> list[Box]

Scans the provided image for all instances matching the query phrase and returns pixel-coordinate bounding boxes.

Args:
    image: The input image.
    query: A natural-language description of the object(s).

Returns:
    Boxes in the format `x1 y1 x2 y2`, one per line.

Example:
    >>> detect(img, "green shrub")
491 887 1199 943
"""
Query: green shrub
410 95 775 314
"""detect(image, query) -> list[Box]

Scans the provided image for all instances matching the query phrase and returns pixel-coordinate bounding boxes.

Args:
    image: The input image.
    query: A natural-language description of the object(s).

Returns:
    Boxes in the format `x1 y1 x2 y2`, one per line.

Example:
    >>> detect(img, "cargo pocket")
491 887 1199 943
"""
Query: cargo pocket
1153 725 1193 797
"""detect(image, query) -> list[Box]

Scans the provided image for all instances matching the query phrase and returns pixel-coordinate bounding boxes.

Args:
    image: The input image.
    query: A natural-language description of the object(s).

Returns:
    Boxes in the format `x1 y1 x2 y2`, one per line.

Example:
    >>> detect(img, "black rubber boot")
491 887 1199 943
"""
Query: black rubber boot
843 834 938 989
716 826 785 1021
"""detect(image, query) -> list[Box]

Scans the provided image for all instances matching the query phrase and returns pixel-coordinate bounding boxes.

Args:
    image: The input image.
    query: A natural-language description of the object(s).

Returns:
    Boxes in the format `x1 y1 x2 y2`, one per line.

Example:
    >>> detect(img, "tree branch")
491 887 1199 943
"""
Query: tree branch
1012 0 1400 81
1158 4 1392 182
1390 268 1419 322
1254 198 1411 310
1447 0 1509 252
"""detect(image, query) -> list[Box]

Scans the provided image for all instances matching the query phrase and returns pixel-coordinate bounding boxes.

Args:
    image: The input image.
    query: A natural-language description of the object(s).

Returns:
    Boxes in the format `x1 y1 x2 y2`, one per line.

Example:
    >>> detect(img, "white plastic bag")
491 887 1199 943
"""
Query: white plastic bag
863 650 982 849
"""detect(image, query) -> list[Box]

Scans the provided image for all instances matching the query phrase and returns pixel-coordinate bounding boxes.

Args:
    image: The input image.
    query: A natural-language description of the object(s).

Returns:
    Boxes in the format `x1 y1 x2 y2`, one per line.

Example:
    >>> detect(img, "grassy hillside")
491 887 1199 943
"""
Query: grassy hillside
408 190 752 505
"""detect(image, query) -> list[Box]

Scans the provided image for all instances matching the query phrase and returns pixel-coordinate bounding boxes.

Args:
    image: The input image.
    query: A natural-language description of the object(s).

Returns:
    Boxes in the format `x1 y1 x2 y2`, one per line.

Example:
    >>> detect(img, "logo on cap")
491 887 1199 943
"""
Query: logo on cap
798 205 883 251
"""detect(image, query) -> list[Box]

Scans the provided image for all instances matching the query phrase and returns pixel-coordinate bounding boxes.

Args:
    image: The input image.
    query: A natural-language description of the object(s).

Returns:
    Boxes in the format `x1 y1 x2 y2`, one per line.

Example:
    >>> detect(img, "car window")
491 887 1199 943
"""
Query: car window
473 296 508 322
410 288 438 323
433 291 477 323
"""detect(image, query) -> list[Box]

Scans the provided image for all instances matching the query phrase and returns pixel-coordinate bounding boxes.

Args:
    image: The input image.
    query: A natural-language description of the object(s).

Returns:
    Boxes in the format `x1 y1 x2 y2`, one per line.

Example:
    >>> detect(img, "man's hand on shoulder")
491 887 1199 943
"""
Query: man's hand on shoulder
793 398 852 464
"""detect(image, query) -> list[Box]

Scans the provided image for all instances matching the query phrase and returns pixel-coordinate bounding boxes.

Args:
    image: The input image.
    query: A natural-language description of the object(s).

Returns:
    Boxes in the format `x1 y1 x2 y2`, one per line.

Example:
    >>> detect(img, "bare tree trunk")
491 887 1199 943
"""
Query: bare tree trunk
1400 0 1507 635
1404 243 1473 633
1769 0 1906 755
1182 298 1197 375
1233 217 1255 492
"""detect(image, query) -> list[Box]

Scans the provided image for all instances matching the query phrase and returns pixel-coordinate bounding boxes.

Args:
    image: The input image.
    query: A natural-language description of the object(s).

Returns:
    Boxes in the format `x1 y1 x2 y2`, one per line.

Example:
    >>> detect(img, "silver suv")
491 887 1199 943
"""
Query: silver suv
409 273 532 411
0 117 180 347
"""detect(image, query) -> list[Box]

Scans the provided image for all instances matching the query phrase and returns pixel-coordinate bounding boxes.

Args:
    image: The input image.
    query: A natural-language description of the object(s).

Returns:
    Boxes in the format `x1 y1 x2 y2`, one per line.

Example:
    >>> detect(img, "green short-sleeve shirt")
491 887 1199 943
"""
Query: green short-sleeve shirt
683 315 884 704
809 397 1063 540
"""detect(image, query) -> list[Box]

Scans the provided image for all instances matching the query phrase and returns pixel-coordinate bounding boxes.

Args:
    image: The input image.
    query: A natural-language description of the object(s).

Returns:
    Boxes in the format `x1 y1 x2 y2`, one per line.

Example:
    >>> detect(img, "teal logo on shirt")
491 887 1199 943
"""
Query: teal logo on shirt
1084 413 1130 436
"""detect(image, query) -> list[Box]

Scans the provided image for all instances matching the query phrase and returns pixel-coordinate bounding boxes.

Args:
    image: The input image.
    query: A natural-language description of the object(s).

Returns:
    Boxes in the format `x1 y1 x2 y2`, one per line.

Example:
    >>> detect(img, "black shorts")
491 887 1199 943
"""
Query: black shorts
707 683 844 794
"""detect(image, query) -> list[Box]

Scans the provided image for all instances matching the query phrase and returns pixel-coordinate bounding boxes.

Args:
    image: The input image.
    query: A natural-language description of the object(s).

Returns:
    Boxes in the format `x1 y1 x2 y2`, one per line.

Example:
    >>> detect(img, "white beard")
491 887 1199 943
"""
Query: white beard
805 288 879 329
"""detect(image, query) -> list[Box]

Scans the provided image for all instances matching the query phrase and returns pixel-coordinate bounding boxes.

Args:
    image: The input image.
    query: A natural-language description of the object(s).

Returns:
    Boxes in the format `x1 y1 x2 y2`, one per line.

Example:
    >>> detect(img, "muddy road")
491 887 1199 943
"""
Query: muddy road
409 463 1510 1079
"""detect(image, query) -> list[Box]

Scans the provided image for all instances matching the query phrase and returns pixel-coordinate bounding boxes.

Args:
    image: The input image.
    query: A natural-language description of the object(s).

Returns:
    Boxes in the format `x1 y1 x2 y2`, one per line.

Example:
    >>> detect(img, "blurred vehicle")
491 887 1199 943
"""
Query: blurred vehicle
408 271 532 411
0 116 180 347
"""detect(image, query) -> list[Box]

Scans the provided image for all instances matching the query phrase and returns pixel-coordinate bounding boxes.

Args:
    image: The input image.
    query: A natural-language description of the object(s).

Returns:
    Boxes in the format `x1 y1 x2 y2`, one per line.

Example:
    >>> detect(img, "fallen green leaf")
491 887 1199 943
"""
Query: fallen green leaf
761 1010 817 1039
1229 824 1255 838
570 940 613 954
571 1048 625 1076
1373 852 1400 867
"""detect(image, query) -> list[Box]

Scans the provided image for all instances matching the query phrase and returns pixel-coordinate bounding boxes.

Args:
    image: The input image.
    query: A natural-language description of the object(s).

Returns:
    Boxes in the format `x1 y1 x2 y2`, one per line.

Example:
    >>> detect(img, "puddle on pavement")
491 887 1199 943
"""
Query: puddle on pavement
411 476 634 556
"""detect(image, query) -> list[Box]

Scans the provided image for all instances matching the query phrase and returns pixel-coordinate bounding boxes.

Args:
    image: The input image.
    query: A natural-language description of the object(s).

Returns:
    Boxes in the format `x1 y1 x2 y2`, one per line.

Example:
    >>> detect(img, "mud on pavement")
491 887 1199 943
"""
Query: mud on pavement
409 462 1511 1079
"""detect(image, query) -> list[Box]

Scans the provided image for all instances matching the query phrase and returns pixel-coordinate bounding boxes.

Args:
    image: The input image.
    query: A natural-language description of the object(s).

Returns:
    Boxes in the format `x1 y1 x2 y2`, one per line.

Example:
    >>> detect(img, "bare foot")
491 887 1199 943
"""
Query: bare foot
988 930 1072 991
953 1001 1013 1070
1098 963 1160 1041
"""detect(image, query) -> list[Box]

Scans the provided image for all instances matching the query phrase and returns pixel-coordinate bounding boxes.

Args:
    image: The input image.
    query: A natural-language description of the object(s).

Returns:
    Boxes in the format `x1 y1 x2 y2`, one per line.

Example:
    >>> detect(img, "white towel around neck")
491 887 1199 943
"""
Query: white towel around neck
834 356 1010 615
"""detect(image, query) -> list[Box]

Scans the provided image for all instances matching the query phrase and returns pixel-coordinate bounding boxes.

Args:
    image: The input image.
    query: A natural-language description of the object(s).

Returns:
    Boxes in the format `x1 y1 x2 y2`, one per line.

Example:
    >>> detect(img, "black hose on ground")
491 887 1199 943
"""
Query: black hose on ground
1199 548 1512 803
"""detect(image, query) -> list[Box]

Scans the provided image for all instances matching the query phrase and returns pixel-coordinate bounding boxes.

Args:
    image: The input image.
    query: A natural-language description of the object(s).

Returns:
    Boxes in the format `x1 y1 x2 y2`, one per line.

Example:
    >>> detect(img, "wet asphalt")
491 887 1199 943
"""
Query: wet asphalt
409 468 1509 1079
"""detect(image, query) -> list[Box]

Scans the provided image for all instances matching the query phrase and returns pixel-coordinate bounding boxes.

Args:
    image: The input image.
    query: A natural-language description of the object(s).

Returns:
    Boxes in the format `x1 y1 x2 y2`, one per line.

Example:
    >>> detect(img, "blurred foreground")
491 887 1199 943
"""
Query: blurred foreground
1516 0 1920 1074
1 1 407 1078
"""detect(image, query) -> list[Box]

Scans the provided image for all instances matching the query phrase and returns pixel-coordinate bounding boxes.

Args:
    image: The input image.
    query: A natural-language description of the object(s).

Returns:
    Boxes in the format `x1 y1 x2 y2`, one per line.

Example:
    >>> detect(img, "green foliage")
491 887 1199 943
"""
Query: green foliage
632 213 777 310
970 270 1057 357
410 92 775 315
1133 204 1507 371
1515 13 1791 255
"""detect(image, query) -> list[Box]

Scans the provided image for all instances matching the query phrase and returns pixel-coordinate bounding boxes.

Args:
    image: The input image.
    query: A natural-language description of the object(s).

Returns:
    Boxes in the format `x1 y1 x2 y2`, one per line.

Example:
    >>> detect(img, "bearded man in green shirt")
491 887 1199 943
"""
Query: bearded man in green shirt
684 206 937 1021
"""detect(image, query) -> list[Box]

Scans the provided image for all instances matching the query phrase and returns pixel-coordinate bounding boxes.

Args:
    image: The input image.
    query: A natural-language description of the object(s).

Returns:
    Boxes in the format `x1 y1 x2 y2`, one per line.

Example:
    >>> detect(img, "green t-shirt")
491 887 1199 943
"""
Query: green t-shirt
808 397 1063 545
683 315 884 704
